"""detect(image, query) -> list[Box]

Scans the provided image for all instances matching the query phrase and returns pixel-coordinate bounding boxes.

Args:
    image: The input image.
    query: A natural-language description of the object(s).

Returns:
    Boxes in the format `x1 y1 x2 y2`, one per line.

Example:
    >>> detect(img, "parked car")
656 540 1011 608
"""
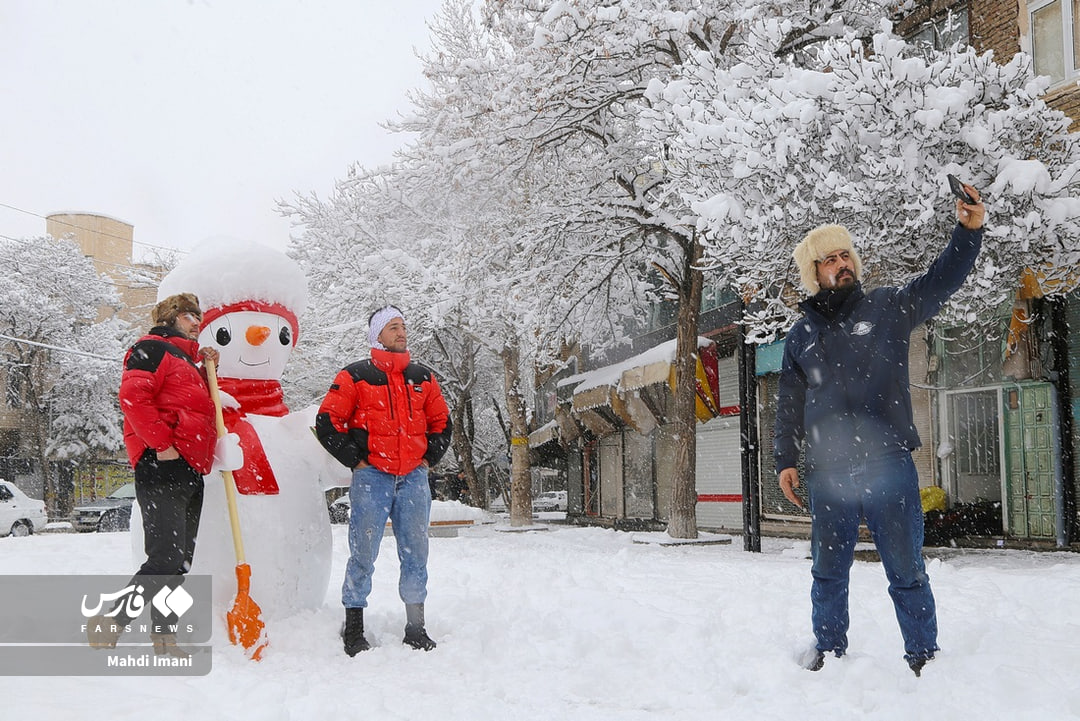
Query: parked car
533 490 568 512
0 479 48 537
329 494 350 524
72 483 136 532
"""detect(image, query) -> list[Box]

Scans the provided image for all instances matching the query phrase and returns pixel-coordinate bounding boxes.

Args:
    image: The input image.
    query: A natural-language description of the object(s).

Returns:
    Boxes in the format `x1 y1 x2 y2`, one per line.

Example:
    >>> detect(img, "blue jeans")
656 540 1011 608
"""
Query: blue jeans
342 465 431 609
808 451 938 662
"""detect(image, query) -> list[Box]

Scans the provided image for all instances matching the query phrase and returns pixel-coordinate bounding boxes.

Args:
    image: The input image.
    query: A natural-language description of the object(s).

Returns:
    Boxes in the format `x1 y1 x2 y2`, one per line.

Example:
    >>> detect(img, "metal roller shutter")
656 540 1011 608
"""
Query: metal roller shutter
695 356 742 530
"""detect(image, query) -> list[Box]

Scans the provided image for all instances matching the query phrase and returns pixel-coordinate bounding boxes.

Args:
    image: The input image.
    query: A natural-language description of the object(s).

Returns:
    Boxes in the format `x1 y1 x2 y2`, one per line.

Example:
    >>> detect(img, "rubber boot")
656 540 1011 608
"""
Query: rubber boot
150 633 191 659
403 603 436 651
342 607 370 656
86 614 125 650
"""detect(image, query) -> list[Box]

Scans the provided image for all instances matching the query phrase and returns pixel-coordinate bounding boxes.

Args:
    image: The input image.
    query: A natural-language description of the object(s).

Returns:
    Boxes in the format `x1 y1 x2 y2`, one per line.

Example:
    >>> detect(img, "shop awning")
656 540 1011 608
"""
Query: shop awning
528 420 559 448
562 337 723 434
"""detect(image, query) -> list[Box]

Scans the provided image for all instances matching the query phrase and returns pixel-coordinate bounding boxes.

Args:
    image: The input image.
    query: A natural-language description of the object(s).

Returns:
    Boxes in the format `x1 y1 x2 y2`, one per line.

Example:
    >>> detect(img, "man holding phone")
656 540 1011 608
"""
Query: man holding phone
774 178 984 676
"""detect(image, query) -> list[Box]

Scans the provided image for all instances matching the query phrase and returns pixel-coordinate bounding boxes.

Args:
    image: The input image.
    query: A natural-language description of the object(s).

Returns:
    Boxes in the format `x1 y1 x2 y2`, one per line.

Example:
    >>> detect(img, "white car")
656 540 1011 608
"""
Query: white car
0 479 48 537
533 490 568 512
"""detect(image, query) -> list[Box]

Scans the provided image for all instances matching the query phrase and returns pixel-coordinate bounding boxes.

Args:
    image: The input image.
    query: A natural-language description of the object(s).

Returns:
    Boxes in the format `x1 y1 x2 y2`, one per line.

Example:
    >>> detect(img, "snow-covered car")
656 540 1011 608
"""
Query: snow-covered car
72 483 136 532
0 479 47 537
533 490 567 512
329 494 350 524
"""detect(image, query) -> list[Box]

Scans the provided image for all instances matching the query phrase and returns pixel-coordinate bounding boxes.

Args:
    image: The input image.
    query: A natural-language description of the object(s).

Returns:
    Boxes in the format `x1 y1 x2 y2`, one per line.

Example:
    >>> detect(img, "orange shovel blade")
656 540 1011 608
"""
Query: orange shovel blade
227 563 268 660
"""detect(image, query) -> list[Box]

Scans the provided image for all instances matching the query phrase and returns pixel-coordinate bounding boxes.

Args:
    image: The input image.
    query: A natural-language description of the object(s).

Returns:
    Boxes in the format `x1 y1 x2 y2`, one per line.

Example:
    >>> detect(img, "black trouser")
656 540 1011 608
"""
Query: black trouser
120 450 205 633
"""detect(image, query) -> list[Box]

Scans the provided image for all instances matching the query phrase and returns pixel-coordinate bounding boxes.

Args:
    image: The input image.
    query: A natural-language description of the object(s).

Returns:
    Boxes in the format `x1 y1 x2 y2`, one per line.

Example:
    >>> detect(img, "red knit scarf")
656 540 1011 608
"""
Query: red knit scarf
217 377 287 495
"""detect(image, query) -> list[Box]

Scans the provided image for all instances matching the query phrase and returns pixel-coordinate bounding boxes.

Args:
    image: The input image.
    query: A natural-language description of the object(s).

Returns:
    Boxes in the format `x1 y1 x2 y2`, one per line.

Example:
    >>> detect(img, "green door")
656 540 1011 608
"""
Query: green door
1004 382 1060 538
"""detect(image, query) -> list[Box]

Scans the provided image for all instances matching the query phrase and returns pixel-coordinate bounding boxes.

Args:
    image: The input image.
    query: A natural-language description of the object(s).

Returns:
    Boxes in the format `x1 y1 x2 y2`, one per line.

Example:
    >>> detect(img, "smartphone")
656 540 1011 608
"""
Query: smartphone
947 173 976 204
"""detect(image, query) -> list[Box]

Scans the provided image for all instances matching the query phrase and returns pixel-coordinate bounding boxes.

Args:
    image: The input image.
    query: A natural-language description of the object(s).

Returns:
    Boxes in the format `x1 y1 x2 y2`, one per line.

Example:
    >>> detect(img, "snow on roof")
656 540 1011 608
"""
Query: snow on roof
157 239 308 315
47 210 134 227
528 419 560 446
559 337 713 394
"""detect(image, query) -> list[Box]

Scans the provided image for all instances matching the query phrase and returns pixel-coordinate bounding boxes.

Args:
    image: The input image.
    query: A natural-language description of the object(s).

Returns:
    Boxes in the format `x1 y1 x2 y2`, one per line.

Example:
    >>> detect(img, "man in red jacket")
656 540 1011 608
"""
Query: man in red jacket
316 305 452 655
87 293 221 657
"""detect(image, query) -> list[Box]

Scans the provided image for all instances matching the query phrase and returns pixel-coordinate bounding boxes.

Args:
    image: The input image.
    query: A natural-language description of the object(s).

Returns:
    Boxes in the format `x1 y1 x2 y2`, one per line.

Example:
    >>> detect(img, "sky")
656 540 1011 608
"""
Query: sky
3 520 1079 720
0 0 446 258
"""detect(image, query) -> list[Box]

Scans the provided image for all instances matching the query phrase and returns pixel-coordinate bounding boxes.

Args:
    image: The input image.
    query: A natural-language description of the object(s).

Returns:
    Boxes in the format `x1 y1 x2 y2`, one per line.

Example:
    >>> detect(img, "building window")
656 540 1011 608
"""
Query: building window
0 429 17 457
701 281 736 313
646 298 677 334
5 365 27 409
940 324 1006 387
1028 0 1080 85
908 9 970 54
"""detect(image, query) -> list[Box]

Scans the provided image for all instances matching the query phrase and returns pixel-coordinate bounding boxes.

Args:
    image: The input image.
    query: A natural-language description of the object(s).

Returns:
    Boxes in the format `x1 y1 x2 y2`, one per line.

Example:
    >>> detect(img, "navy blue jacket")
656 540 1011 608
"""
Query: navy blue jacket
774 223 982 472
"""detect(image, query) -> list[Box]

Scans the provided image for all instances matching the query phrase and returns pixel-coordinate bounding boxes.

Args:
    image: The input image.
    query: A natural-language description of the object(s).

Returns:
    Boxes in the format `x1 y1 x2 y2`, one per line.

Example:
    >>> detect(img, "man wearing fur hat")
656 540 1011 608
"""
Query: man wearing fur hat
775 182 985 676
87 293 224 656
316 305 452 655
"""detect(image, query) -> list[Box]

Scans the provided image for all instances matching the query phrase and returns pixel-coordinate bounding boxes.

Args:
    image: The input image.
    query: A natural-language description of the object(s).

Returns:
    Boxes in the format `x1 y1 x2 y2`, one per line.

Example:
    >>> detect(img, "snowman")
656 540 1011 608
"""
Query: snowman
133 240 346 622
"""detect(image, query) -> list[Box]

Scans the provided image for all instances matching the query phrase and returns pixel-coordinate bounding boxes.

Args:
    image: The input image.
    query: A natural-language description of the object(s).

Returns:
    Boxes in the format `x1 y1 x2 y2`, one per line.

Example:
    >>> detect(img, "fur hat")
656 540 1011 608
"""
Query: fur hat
793 224 863 294
152 293 202 327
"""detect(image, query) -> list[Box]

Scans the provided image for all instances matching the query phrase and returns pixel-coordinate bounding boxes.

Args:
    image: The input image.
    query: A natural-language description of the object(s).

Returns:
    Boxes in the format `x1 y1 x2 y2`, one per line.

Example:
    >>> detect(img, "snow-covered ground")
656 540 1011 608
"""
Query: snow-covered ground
3 522 1079 721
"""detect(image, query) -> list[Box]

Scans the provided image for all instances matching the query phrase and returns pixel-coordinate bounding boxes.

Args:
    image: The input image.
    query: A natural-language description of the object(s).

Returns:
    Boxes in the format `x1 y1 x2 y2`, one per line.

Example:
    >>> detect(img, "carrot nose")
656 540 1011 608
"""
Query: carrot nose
246 326 271 346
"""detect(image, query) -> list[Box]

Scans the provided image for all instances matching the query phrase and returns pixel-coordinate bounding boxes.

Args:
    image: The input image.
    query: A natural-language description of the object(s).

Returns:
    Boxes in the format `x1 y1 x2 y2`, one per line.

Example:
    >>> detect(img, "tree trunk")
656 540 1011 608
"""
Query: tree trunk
450 391 485 508
667 236 704 539
25 352 55 514
431 330 486 508
501 340 532 527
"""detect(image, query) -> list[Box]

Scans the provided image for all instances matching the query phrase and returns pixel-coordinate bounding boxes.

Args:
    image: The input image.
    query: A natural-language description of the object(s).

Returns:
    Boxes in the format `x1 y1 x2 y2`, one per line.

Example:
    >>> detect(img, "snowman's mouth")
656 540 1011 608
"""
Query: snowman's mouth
239 358 270 367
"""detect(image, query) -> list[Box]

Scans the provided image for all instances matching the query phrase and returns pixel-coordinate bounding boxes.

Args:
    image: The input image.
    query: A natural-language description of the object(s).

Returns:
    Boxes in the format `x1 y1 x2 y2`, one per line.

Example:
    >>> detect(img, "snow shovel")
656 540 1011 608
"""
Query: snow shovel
205 358 269 661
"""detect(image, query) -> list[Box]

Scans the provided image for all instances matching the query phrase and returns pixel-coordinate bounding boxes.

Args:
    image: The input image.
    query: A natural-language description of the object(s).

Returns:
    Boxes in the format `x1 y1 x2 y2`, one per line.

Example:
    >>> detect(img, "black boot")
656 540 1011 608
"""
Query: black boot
403 603 436 651
801 647 842 671
908 655 933 677
341 607 370 656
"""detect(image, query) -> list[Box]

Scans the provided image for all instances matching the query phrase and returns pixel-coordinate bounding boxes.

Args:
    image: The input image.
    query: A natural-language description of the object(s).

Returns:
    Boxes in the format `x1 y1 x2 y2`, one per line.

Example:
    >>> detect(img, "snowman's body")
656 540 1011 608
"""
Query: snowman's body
194 403 339 619
133 248 346 624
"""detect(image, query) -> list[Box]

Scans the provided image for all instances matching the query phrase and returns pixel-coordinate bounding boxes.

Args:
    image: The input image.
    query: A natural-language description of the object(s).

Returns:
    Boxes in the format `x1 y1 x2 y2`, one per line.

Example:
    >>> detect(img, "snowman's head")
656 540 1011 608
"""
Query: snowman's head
156 240 308 381
200 303 298 381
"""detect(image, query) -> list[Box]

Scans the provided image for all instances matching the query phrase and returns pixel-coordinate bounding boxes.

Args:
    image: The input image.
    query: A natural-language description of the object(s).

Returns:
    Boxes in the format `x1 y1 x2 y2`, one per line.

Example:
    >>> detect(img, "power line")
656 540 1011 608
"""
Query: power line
0 200 188 255
0 333 119 362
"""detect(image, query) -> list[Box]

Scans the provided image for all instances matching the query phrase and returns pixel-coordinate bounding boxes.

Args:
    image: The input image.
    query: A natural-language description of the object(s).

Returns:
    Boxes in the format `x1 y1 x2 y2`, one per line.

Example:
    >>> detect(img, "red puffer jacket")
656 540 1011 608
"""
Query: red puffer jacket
118 328 217 474
316 348 452 477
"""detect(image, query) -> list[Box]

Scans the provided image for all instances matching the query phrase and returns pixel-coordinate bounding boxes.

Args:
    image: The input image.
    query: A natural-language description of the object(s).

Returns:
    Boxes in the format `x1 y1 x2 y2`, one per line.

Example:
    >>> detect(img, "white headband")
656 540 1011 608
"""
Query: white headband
368 306 404 350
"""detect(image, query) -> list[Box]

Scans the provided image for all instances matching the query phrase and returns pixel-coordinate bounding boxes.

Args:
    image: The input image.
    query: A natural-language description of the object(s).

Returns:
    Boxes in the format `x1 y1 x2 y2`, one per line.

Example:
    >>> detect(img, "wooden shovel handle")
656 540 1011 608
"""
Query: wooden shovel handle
205 358 247 564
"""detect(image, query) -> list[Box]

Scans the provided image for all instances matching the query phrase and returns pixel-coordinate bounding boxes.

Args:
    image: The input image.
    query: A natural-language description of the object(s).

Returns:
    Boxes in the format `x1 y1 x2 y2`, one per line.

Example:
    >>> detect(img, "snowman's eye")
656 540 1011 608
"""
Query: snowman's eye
279 326 291 345
216 327 232 345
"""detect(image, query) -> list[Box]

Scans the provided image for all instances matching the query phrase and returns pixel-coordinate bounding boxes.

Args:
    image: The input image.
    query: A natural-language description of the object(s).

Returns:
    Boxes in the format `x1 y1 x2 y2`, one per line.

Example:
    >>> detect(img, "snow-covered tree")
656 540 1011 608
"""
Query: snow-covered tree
47 315 127 461
650 19 1080 341
282 169 434 406
0 236 126 514
394 0 894 537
